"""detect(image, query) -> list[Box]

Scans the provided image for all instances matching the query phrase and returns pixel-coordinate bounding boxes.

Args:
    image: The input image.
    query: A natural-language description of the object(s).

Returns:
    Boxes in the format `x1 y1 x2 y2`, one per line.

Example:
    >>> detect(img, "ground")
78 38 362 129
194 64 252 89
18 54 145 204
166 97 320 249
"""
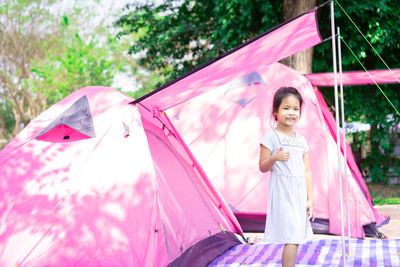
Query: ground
366 183 400 238
374 204 400 239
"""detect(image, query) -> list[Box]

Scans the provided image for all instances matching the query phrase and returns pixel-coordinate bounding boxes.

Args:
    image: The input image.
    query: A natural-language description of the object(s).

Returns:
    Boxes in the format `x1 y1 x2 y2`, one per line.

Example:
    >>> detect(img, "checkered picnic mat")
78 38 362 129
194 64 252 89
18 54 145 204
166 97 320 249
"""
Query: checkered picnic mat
209 239 400 266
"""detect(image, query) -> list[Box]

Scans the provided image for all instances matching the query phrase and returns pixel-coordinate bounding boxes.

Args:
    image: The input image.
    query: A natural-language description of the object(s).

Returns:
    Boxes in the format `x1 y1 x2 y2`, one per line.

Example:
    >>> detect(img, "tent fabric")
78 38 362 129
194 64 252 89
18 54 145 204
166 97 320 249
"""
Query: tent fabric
133 8 323 111
313 88 388 235
234 212 267 233
35 95 96 142
141 104 243 235
0 86 242 267
168 231 242 267
313 89 373 203
305 69 400 87
138 104 243 250
168 62 387 239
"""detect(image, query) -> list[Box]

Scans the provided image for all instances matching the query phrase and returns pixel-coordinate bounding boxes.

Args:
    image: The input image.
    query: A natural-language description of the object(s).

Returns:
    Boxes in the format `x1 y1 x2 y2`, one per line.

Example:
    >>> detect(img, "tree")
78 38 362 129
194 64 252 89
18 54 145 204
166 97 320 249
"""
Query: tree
0 0 60 144
29 16 127 106
281 0 317 73
0 0 134 148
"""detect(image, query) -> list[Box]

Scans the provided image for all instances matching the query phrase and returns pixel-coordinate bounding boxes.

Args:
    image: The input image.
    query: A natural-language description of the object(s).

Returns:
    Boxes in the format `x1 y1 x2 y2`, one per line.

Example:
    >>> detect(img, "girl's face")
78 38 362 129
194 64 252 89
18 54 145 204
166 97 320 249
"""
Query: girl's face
275 94 301 128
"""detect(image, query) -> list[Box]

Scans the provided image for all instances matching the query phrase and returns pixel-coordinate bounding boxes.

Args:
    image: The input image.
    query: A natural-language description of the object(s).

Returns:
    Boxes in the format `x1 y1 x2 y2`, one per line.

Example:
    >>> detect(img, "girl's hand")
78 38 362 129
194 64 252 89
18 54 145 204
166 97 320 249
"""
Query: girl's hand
274 147 290 162
307 200 315 221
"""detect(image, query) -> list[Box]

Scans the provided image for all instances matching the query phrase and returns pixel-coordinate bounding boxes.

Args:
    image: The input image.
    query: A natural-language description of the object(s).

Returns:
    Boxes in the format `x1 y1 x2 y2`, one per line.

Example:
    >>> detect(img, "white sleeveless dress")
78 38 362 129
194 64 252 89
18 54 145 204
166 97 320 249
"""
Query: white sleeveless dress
260 130 313 244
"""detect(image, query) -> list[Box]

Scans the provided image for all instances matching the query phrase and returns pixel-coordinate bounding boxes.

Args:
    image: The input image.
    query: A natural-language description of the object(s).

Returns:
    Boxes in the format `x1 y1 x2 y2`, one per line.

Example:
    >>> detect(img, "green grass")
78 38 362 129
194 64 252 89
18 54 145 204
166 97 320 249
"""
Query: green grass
368 183 400 205
371 197 400 205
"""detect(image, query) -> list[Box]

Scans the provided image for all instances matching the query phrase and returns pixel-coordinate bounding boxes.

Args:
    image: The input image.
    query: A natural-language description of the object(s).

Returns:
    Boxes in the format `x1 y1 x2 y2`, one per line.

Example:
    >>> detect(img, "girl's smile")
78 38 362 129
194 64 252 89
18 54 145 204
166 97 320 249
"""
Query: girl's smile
275 94 300 129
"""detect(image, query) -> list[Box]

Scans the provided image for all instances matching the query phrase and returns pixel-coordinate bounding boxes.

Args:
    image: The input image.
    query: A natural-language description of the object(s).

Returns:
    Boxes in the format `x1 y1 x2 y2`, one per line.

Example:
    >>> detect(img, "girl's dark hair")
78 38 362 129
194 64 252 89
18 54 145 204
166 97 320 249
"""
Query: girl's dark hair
272 87 303 121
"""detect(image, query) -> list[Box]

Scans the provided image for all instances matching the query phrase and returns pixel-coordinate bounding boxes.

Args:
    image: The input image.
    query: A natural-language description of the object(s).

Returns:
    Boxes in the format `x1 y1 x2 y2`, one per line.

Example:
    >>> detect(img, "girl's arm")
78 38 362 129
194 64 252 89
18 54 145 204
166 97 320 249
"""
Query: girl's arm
304 151 315 221
259 145 275 172
259 145 288 172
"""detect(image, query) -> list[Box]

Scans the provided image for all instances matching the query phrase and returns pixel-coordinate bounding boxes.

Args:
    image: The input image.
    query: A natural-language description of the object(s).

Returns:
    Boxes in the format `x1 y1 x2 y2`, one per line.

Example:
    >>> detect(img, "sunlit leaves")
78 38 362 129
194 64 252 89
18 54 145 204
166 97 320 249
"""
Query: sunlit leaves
0 0 133 144
115 0 281 92
30 28 126 106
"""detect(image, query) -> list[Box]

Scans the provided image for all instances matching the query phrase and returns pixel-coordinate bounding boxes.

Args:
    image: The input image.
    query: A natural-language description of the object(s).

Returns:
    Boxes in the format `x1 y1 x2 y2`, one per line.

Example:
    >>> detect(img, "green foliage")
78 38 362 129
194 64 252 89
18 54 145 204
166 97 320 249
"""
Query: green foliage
115 0 281 92
371 195 400 205
0 99 14 136
314 0 400 71
339 83 399 184
30 28 126 106
0 0 135 144
373 198 400 205
0 0 63 142
314 0 400 184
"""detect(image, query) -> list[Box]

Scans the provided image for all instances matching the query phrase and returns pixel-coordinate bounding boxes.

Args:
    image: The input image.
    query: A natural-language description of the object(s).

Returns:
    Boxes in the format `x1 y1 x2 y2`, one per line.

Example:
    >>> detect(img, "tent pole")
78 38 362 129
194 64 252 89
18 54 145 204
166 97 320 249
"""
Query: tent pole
330 2 347 265
337 27 351 244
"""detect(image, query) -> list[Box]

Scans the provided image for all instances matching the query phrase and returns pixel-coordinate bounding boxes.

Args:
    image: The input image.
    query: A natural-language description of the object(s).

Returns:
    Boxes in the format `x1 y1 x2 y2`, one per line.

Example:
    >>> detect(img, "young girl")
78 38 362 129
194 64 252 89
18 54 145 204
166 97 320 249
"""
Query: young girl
259 87 315 267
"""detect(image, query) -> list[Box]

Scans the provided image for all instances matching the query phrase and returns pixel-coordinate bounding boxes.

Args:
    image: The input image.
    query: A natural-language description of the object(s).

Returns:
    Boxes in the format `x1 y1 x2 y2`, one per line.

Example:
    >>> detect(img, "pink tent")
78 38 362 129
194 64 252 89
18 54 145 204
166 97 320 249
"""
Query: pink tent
0 86 242 267
305 69 400 86
167 62 388 239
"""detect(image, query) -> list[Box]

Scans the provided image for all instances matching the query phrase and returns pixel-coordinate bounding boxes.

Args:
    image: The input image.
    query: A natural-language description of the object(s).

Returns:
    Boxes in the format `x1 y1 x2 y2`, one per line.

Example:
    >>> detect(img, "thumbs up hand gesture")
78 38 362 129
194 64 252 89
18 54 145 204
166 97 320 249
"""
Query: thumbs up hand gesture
274 147 290 162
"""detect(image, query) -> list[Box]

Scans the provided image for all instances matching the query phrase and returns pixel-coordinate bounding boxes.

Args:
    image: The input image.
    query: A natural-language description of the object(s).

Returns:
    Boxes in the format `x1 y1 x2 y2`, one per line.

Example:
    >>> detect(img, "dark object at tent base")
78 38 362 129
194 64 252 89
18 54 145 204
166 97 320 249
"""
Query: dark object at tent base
234 212 266 233
235 212 389 239
168 231 242 267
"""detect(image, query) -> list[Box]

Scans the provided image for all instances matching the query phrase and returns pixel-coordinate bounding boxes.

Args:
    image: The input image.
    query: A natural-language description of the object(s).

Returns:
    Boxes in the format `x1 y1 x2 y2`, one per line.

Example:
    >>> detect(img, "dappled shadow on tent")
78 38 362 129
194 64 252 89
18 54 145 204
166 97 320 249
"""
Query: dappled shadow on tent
0 154 158 266
0 87 167 266
169 64 313 213
169 62 387 239
1 86 243 266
